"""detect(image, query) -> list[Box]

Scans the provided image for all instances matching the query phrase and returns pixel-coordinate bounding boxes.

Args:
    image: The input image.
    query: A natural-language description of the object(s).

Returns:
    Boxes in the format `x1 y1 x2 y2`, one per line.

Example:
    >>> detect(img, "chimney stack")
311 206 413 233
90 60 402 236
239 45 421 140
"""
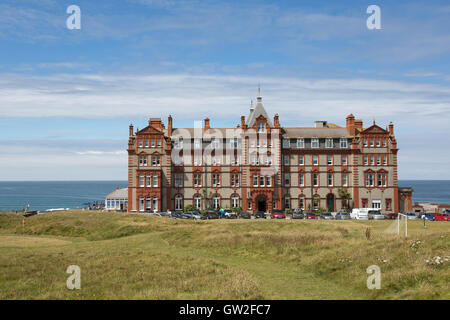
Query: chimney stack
274 114 280 128
241 116 245 128
129 124 134 137
346 114 355 135
389 122 394 135
204 118 210 131
168 115 173 136
354 120 363 132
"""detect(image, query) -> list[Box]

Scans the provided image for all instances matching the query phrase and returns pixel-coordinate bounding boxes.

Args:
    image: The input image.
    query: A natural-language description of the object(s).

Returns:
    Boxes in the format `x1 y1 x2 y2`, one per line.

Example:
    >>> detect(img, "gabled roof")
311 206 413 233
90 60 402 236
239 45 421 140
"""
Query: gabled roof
106 188 128 199
246 89 273 127
360 123 388 135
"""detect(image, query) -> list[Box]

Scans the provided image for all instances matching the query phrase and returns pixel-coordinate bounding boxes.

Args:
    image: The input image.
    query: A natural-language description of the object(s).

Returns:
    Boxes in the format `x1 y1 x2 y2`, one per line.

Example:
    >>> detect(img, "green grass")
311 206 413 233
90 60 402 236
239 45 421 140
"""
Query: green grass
0 211 448 299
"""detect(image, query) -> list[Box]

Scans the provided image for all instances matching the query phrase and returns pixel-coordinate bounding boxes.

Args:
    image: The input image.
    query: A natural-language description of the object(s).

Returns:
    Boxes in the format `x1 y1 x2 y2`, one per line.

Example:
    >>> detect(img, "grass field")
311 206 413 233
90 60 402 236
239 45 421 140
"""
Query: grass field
0 211 448 299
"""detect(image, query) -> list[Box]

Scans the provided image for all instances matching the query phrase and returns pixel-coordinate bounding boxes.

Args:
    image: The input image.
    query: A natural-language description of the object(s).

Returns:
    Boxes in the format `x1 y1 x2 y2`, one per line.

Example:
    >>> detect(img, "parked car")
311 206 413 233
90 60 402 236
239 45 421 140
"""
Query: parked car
320 212 334 220
435 212 450 221
386 213 399 220
181 211 204 220
292 211 304 219
158 211 171 217
368 210 385 220
305 212 317 219
271 210 286 219
238 211 251 219
255 211 266 219
420 212 435 221
335 212 351 220
406 212 418 220
204 210 219 219
170 211 182 219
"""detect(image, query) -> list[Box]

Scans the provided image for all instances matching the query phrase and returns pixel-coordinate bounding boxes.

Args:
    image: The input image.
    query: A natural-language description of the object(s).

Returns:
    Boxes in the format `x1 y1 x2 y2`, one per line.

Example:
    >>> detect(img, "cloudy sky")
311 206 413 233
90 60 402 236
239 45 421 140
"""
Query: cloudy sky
1 0 450 180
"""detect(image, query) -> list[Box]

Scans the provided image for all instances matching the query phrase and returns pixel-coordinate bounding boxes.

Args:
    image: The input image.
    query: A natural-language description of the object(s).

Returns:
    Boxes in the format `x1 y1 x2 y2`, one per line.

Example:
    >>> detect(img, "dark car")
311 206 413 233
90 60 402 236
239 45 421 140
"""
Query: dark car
255 211 266 219
305 212 317 219
271 210 286 219
320 212 334 220
335 212 351 220
204 210 219 219
386 213 399 220
238 211 251 219
170 211 183 219
292 209 304 219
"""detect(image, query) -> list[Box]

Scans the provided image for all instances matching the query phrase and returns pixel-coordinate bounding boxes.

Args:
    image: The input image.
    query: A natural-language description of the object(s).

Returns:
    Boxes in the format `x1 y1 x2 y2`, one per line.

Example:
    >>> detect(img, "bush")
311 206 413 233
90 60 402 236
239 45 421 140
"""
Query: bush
184 205 195 212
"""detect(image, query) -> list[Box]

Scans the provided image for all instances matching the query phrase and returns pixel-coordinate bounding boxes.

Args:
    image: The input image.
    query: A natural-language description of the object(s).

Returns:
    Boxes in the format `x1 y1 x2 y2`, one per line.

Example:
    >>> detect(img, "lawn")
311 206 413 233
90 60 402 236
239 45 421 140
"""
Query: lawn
0 211 448 299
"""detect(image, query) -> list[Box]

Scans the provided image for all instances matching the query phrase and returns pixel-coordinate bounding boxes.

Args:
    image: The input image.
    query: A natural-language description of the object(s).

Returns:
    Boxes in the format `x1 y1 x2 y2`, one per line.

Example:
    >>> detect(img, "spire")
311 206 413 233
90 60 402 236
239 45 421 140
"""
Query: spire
250 100 254 111
257 86 262 102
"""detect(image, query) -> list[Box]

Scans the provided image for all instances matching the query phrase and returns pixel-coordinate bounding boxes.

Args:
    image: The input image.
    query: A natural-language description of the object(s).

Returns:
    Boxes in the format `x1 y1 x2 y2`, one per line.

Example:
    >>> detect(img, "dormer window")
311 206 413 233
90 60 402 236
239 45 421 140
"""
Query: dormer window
297 138 305 148
283 138 290 148
311 138 319 148
340 138 348 148
257 122 265 133
325 138 333 148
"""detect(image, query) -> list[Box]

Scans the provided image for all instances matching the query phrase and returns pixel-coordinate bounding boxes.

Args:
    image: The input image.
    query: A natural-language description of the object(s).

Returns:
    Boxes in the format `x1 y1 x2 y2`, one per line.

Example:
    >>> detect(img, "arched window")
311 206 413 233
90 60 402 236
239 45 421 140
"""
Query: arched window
231 195 239 208
194 195 201 210
213 195 220 210
175 195 183 211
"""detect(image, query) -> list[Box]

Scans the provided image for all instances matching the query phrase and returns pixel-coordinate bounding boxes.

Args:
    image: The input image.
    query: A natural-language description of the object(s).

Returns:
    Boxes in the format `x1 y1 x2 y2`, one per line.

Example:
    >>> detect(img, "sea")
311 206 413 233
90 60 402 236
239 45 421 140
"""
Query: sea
0 180 449 211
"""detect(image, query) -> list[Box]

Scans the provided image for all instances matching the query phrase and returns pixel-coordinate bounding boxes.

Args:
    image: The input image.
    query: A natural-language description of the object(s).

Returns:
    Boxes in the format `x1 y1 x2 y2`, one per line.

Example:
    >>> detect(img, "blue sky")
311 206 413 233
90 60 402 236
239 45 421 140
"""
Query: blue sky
1 0 450 180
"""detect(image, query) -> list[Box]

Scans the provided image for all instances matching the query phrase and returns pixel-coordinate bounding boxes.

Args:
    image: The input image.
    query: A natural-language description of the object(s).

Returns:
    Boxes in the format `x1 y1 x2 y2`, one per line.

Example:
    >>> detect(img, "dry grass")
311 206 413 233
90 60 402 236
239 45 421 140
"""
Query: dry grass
0 211 448 299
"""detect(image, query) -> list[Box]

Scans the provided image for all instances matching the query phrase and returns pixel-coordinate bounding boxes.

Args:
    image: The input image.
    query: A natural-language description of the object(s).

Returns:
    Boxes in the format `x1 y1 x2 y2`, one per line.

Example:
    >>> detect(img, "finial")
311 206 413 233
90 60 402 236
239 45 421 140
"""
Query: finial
257 85 262 102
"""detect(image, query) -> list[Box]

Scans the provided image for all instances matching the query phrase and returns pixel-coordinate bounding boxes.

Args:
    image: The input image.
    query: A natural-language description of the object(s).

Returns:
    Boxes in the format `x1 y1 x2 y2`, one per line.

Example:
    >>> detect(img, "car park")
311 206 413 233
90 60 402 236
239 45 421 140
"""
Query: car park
335 212 351 220
271 210 286 219
320 212 334 220
238 211 251 219
368 210 385 220
435 212 450 221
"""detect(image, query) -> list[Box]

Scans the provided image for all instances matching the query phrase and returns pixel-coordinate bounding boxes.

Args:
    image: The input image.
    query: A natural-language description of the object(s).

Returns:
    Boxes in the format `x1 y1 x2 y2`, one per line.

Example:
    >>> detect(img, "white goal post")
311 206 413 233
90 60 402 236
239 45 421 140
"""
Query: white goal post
397 213 408 237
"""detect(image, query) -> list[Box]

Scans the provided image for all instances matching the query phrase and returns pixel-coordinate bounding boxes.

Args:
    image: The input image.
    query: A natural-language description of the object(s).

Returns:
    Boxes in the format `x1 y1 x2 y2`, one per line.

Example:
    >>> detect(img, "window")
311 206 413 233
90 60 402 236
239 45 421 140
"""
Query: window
311 138 319 148
342 155 347 166
266 175 272 187
251 154 258 165
382 139 387 147
153 174 158 187
152 155 160 166
253 174 258 187
364 155 368 165
139 197 145 211
194 173 202 187
327 173 333 186
139 155 147 166
284 197 290 210
298 155 304 166
146 174 151 187
146 197 151 211
248 198 252 210
174 138 183 149
259 174 265 187
138 140 143 148
326 138 333 148
365 172 374 187
150 139 154 148
139 175 145 187
213 196 220 210
157 139 161 147
145 140 149 148
313 195 320 210
362 199 368 208
283 138 290 148
284 155 290 166
313 155 319 166
212 138 220 149
257 122 265 133
376 139 380 147
231 156 239 166
175 195 183 211
212 172 220 187
383 155 387 165
385 199 392 211
370 139 374 147
152 197 158 211
363 139 368 147
377 173 387 187
194 156 202 166
342 173 348 186
174 174 183 187
264 155 272 165
327 155 333 166
297 138 305 148
299 196 305 210
230 138 238 149
299 173 304 186
284 173 290 186
313 173 319 186
194 196 201 210
370 155 374 165
376 155 381 166
372 199 381 209
340 138 348 148
231 173 239 187
232 196 239 208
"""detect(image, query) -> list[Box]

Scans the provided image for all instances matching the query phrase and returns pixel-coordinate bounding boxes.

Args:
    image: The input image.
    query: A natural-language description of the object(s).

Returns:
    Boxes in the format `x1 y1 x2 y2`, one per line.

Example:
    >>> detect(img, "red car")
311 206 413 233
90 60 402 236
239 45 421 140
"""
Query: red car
306 212 317 219
435 213 450 221
271 210 286 219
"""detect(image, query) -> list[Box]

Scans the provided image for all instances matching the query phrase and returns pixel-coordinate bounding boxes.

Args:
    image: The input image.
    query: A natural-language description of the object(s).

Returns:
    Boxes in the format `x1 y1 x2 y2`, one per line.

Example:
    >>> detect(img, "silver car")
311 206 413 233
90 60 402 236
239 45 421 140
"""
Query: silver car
369 210 385 220
406 212 419 220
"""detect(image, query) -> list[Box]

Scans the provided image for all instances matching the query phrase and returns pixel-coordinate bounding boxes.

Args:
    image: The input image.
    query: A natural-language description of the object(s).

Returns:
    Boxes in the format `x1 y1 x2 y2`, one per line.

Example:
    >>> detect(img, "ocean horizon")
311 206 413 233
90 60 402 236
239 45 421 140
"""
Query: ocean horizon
0 180 449 211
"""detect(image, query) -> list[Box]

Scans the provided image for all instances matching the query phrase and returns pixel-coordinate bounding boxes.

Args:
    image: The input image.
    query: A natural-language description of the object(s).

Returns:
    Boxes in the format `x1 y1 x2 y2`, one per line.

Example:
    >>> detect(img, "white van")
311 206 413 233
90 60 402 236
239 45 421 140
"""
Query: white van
351 208 369 220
